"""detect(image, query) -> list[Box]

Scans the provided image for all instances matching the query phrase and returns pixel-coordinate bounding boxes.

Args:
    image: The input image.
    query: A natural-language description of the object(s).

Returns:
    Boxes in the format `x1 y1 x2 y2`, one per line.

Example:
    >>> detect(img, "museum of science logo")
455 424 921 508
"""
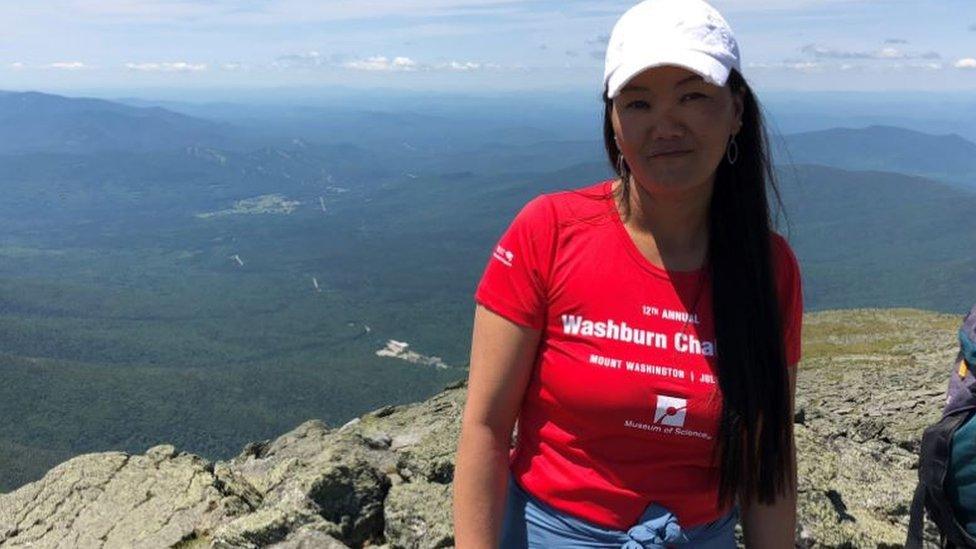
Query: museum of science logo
653 395 687 427
622 394 711 439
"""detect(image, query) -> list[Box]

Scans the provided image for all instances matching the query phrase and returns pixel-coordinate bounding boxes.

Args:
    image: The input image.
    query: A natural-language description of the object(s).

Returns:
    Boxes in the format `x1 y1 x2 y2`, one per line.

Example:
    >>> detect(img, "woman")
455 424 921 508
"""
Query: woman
453 0 802 547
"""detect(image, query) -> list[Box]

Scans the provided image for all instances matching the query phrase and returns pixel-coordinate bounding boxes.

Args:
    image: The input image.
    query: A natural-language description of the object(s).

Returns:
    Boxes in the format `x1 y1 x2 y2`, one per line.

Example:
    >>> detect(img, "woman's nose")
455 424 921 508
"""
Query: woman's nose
646 112 686 141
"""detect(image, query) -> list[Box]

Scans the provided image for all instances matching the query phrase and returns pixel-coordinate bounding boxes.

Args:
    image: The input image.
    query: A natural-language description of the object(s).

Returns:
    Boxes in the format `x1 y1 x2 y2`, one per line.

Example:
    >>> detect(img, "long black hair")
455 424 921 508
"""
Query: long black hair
600 67 795 509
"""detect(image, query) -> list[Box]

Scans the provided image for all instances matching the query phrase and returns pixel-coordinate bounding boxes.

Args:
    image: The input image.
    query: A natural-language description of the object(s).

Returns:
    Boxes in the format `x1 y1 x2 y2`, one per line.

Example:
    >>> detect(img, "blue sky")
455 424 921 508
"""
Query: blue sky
2 0 975 95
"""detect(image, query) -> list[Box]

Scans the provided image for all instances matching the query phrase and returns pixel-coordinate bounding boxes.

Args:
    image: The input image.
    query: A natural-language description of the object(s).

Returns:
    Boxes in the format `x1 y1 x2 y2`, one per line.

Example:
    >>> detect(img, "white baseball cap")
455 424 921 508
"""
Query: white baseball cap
603 0 742 100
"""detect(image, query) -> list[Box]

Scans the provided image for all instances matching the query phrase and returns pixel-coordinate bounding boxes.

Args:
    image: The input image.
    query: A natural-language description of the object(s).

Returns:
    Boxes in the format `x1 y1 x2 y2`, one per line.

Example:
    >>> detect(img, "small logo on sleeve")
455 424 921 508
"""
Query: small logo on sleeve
653 395 687 427
492 245 514 267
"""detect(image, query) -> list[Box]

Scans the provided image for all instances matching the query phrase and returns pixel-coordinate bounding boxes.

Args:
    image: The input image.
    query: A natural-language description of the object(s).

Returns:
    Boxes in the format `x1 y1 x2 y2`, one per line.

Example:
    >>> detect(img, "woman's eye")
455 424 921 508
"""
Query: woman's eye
627 94 705 109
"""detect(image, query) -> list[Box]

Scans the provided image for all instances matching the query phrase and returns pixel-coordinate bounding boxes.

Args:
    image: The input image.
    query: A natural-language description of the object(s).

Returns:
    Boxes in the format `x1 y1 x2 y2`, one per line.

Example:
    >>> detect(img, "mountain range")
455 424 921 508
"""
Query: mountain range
0 89 972 494
778 124 976 188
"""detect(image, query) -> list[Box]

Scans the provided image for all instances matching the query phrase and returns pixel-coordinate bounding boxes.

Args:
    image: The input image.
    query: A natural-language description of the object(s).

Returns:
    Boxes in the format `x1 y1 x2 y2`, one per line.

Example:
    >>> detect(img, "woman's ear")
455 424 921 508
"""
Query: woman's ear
731 90 745 134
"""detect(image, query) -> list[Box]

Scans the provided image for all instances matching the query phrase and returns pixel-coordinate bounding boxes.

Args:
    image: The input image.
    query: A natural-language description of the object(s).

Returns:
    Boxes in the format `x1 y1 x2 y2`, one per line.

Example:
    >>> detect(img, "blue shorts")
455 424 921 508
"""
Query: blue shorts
500 469 739 548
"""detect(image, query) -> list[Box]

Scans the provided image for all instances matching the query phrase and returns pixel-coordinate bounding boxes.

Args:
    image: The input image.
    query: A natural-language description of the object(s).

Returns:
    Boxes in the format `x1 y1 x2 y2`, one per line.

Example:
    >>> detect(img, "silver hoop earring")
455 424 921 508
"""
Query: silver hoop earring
726 134 739 165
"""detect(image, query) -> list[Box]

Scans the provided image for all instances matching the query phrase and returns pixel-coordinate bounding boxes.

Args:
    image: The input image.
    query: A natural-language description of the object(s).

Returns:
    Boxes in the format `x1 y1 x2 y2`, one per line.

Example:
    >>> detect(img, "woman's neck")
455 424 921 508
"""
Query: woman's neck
615 176 712 270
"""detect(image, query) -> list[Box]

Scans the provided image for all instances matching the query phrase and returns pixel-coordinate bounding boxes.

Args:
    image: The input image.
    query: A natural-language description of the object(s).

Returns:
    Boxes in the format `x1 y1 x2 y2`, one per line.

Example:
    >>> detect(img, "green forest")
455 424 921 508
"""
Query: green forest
0 93 973 491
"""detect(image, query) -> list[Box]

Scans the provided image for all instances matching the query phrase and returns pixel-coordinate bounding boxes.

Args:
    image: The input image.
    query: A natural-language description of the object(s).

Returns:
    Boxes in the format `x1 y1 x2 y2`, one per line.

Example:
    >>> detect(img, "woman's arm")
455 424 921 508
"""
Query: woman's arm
452 304 542 549
740 364 798 548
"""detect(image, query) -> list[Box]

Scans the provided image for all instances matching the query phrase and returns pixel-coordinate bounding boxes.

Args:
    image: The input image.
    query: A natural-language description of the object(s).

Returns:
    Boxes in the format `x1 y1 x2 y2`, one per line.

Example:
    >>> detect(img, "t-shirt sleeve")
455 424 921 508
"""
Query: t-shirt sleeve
473 194 557 330
772 233 803 367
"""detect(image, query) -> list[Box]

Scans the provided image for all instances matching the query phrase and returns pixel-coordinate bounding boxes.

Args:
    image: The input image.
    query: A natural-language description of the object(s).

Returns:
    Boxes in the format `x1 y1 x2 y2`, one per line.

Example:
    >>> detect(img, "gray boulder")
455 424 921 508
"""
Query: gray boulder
0 308 963 547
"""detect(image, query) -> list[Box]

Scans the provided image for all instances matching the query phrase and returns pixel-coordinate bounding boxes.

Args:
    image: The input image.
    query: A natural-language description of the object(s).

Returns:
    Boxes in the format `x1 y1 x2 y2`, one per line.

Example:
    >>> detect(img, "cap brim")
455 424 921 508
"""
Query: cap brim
606 49 731 99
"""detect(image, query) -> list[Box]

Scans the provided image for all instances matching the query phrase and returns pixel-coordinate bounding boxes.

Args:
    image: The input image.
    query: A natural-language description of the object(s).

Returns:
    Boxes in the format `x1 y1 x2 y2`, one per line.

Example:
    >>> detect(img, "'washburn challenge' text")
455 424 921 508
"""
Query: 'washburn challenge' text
560 314 715 356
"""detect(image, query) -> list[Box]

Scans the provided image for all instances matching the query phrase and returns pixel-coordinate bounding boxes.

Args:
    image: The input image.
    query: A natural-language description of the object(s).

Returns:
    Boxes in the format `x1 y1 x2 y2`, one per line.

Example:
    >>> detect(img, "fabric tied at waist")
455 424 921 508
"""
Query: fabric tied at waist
620 503 690 549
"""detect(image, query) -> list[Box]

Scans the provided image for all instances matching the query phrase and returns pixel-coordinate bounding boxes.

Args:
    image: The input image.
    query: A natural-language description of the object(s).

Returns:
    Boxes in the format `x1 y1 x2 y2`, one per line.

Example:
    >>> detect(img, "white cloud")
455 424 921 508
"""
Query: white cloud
900 62 943 70
48 61 88 70
9 62 26 70
125 61 208 72
746 60 823 72
343 55 418 71
802 43 941 61
436 60 481 71
801 43 871 59
749 59 944 73
221 62 245 71
789 61 822 72
955 58 976 69
274 51 324 68
877 47 904 59
339 55 492 72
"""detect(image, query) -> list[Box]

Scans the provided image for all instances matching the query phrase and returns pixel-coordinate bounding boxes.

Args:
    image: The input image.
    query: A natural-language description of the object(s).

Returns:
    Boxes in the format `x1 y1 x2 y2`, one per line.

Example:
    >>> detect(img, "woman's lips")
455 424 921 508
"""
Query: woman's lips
647 150 691 158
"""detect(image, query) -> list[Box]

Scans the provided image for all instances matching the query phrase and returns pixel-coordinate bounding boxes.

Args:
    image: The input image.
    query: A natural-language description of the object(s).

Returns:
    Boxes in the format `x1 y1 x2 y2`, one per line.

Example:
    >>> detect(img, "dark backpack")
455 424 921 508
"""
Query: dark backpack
907 303 976 548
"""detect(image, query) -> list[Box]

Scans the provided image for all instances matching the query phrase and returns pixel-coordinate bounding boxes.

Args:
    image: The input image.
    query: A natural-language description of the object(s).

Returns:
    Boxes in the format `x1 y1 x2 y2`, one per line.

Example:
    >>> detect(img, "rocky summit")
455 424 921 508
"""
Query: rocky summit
0 308 964 548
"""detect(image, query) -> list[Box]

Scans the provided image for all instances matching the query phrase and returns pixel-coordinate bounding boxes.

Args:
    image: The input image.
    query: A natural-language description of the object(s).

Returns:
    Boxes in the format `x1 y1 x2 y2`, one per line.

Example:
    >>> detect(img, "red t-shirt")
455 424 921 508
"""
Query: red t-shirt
473 178 803 530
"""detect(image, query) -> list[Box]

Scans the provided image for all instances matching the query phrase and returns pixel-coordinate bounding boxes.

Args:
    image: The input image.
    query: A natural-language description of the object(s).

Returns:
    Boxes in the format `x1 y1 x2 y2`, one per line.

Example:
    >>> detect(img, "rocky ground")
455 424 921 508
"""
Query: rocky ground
790 308 962 547
0 308 964 548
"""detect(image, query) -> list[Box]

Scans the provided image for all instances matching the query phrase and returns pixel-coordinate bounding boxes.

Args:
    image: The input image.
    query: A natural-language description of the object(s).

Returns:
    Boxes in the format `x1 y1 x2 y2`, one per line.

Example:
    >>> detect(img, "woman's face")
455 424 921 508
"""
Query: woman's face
611 64 744 198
